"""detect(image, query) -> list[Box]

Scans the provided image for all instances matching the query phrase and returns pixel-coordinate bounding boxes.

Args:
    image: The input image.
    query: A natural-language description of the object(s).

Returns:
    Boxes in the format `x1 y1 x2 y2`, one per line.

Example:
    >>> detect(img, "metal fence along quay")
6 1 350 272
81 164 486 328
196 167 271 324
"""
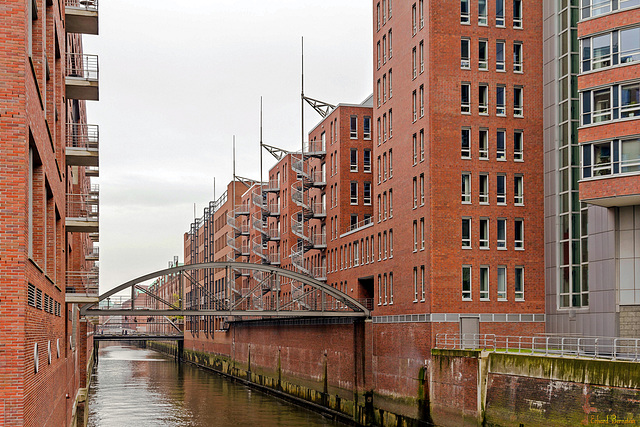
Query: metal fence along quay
435 333 640 362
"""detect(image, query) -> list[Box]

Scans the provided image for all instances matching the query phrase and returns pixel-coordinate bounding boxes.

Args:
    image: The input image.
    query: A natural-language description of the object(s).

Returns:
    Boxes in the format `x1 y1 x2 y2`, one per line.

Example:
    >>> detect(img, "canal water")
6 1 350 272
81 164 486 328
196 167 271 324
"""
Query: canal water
87 344 346 427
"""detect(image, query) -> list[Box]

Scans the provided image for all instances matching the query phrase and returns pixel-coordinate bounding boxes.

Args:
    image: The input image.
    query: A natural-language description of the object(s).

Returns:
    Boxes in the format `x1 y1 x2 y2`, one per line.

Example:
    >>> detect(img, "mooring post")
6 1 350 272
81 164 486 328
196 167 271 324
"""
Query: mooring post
177 340 184 362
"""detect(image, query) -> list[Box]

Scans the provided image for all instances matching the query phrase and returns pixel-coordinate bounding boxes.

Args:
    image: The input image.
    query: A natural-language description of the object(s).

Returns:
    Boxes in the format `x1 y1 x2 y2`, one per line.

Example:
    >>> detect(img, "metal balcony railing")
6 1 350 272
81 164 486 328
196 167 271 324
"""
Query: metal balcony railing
291 184 309 210
66 270 99 297
66 0 98 11
291 154 309 179
434 334 640 362
66 123 99 149
267 228 280 240
291 215 310 242
66 193 99 220
268 202 281 216
252 214 268 235
263 178 280 192
252 189 268 211
311 233 327 248
312 266 327 280
86 246 99 259
252 236 268 262
310 202 326 217
304 140 326 156
345 216 374 234
268 252 281 265
308 170 326 186
66 53 99 80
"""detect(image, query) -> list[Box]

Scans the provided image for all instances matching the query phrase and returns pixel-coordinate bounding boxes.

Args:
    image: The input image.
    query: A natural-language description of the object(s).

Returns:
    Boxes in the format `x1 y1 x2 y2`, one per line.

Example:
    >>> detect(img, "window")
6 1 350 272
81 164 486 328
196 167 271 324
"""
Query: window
383 35 387 64
413 220 418 252
479 84 488 114
515 266 524 300
419 41 424 73
364 149 371 172
377 156 381 183
376 2 381 30
389 29 393 58
621 82 640 118
420 218 425 250
620 27 640 65
480 218 489 248
462 265 472 300
388 0 392 18
389 69 393 98
497 218 506 249
413 177 418 208
479 174 489 204
496 0 505 26
462 218 471 248
514 218 524 249
497 86 506 115
412 3 417 35
377 118 382 145
497 266 507 300
461 83 471 113
513 42 522 72
383 113 387 140
462 173 471 203
377 41 381 69
420 266 425 301
389 190 393 217
389 149 393 177
383 75 387 103
412 47 417 78
461 38 470 69
413 133 418 165
420 130 425 161
513 0 522 28
479 0 487 25
497 129 506 159
414 267 419 302
419 85 424 117
389 109 393 137
389 273 394 304
479 40 488 70
512 175 523 205
514 131 523 160
350 182 358 205
497 174 506 204
377 79 381 106
412 90 418 121
378 274 382 305
462 127 471 158
364 116 371 140
461 0 470 24
383 152 387 180
581 0 612 18
480 267 489 300
350 115 358 138
419 0 424 28
496 41 505 71
514 86 523 116
364 182 372 205
479 128 488 159
350 149 358 172
419 173 424 205
390 229 393 257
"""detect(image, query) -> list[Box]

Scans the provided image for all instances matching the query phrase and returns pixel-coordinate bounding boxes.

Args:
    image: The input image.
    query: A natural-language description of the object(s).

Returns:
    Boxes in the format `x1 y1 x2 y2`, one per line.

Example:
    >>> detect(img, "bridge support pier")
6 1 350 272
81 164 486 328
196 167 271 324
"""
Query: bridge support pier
93 341 99 366
177 340 183 362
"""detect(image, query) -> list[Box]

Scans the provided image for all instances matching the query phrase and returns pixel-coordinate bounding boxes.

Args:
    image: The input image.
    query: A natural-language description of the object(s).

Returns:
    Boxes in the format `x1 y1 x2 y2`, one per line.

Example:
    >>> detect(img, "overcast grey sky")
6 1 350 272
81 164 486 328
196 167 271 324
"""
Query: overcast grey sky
83 1 373 292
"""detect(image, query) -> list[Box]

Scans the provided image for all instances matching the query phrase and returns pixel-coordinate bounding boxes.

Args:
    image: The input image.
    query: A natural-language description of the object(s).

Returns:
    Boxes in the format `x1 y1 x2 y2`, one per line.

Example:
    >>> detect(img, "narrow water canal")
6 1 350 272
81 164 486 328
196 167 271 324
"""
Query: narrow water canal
88 344 347 427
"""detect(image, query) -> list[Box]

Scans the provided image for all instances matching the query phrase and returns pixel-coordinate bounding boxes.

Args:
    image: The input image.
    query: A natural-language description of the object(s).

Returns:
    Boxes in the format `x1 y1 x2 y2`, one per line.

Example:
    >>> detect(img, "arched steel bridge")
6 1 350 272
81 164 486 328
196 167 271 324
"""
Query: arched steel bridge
80 262 371 319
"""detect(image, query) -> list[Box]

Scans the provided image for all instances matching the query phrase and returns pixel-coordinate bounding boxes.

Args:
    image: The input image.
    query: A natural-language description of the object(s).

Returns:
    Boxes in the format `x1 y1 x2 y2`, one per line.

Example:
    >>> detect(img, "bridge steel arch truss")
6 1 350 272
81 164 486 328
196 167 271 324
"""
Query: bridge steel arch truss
80 262 370 319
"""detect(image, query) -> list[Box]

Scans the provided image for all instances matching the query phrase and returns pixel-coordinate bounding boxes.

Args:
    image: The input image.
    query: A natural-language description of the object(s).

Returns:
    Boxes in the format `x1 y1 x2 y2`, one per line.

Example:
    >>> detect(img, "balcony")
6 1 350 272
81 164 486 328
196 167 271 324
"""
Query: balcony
66 123 99 167
86 166 99 177
65 269 99 303
307 170 326 188
66 193 99 233
311 233 327 250
86 246 99 261
66 53 99 101
312 266 327 281
65 0 98 35
304 140 326 157
263 178 280 193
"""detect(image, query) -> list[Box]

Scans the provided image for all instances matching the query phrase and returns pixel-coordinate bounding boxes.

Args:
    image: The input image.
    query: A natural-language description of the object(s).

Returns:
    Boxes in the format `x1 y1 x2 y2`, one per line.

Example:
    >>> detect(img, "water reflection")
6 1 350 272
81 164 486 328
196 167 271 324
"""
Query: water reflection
88 344 344 427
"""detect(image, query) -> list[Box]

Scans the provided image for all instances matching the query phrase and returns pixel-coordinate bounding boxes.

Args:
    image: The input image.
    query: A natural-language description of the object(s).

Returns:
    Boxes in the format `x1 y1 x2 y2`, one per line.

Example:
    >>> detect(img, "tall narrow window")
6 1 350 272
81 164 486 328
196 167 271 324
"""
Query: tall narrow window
413 220 418 252
350 115 358 138
497 86 506 115
412 3 417 35
419 41 424 73
389 190 393 217
480 266 489 300
462 172 471 203
514 218 524 249
515 267 524 300
462 127 471 158
479 128 489 159
383 75 387 102
514 86 523 116
494 175 507 207
513 42 523 72
350 182 358 205
383 35 387 64
461 83 471 113
388 0 392 18
377 2 381 30
377 41 381 69
462 218 471 248
389 69 393 97
412 47 417 78
389 229 393 257
514 175 523 204
497 129 506 159
419 85 424 117
496 0 505 26
497 218 506 249
413 133 418 165
479 40 488 70
419 173 424 205
420 218 425 249
412 90 418 121
497 266 507 300
479 0 488 25
462 265 472 300
480 218 489 248
479 174 489 204
514 130 523 160
389 149 393 177
364 149 371 172
413 177 418 207
414 267 419 302
479 84 488 114
513 0 522 28
496 41 505 71
389 109 393 137
350 149 358 172
364 116 371 140
419 0 424 28
364 182 372 205
461 38 470 69
461 0 470 24
388 29 393 58
420 266 425 301
420 130 425 161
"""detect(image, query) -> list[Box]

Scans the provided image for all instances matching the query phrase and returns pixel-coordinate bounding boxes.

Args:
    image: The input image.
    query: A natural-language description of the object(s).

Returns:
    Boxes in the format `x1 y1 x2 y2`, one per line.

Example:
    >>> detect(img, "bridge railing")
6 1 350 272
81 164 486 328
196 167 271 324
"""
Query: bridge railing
435 333 640 362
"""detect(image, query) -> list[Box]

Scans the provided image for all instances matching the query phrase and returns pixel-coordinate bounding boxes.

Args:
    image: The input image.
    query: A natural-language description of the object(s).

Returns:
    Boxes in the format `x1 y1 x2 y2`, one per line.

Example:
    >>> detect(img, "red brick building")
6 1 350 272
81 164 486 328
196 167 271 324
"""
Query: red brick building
0 0 99 425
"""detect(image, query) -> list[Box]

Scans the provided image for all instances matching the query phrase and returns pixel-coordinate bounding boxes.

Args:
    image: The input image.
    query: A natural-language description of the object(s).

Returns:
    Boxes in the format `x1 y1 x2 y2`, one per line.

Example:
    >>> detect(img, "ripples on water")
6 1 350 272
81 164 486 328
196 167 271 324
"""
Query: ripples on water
88 344 345 427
